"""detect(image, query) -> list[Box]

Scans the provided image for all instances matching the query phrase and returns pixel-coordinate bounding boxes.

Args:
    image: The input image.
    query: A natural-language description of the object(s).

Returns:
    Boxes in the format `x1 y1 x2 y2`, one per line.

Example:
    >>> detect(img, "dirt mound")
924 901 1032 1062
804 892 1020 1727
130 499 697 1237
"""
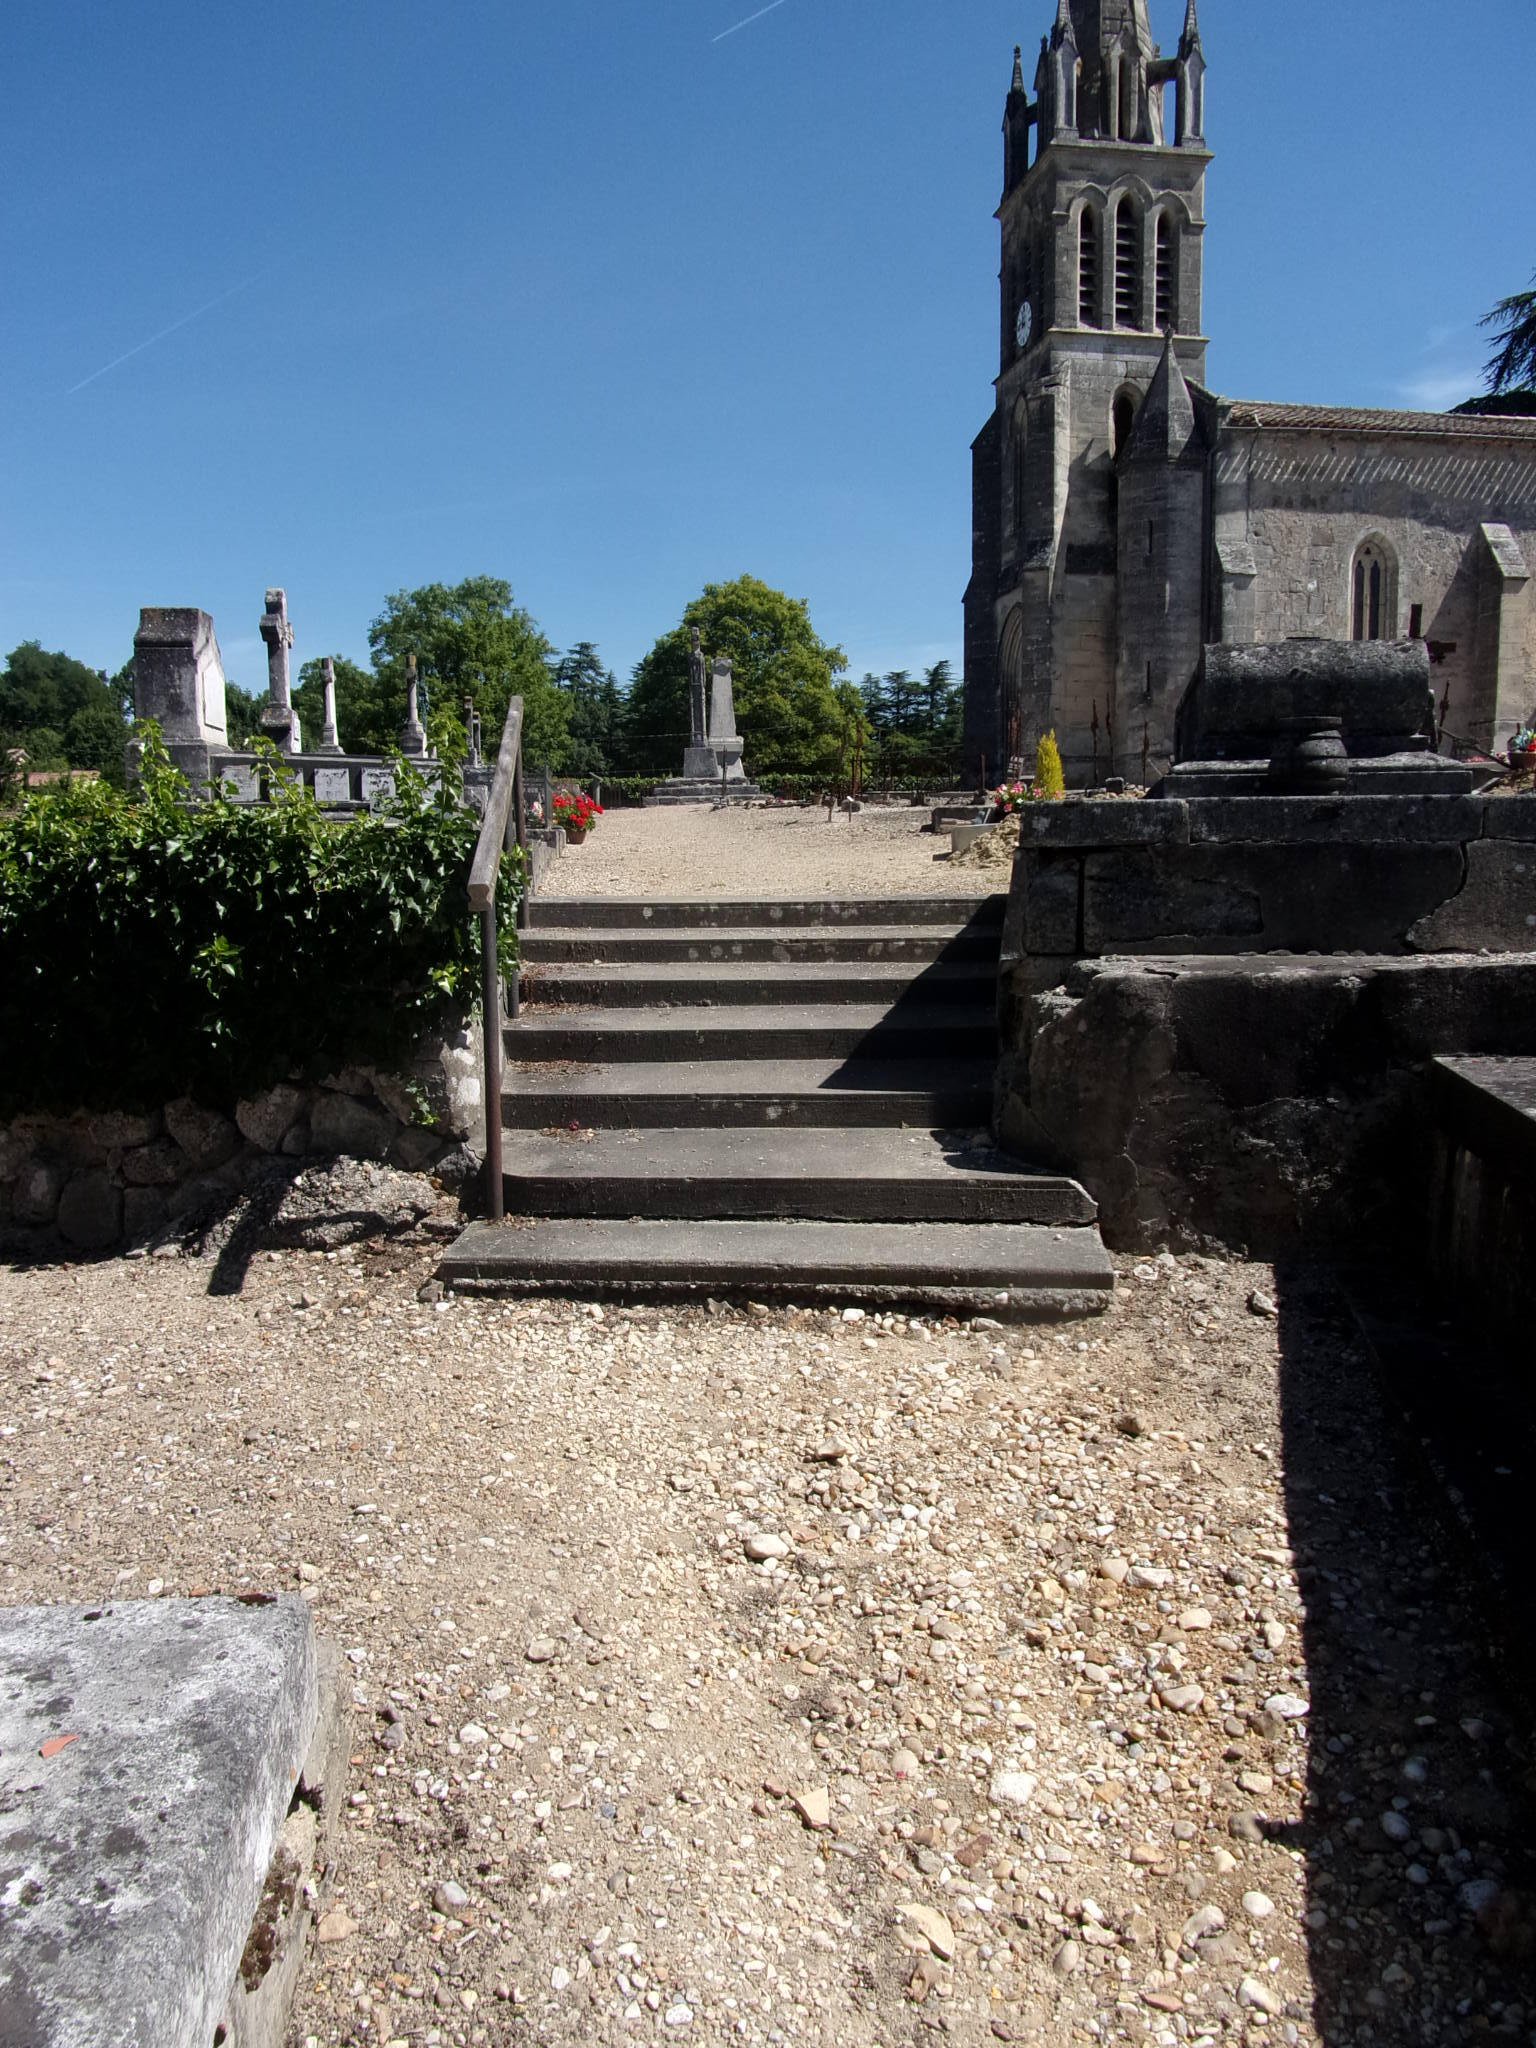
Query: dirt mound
949 812 1020 868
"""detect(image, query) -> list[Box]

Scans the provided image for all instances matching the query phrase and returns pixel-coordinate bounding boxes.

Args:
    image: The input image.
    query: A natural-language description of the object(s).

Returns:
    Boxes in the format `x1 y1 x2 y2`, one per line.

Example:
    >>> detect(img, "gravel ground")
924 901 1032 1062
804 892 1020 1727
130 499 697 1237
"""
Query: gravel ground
3 1234 1533 2048
539 808 991 902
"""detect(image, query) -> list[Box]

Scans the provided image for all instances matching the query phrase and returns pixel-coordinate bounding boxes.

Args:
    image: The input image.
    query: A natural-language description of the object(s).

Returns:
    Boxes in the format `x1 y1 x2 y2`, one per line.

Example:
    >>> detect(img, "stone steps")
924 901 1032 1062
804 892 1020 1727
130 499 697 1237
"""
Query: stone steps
503 1003 998 1063
520 960 998 1009
498 1127 1095 1224
525 895 1006 930
520 925 1002 964
440 1219 1111 1317
441 891 1111 1320
500 1056 996 1130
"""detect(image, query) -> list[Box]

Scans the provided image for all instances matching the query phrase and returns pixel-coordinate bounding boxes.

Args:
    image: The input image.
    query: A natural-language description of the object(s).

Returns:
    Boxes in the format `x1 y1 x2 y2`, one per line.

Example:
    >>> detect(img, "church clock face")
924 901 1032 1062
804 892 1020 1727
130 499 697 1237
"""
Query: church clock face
1015 299 1033 350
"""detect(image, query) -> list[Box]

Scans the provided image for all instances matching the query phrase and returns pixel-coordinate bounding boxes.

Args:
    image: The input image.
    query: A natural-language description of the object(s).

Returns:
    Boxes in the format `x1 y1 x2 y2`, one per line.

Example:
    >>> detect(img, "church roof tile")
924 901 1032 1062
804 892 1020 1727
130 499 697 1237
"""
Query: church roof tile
1224 400 1536 442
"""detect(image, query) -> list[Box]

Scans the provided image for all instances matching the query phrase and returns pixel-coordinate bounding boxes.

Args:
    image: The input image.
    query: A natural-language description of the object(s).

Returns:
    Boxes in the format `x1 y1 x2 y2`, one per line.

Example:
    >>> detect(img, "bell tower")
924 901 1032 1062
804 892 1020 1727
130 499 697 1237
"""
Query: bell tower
964 0 1213 786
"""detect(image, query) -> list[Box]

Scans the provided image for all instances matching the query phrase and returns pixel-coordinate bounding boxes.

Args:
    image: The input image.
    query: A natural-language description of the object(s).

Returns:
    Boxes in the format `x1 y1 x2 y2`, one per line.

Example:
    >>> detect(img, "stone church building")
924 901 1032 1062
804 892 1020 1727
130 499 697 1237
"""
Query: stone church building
962 0 1536 786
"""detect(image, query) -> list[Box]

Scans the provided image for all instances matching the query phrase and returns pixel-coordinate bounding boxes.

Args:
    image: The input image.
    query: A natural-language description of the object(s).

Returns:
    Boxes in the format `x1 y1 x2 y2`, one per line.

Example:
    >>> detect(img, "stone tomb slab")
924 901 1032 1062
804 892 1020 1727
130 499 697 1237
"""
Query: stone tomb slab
312 766 352 806
0 1597 319 2048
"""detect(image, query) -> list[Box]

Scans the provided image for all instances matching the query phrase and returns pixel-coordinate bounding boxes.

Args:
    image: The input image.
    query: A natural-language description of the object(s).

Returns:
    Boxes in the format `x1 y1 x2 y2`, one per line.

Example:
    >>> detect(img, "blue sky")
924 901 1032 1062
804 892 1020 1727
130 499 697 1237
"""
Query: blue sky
2 0 1531 696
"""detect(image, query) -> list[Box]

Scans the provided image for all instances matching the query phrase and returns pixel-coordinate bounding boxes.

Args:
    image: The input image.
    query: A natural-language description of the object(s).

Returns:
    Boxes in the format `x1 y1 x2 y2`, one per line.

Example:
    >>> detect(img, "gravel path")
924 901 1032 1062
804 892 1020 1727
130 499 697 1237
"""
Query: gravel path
2 1236 1532 2047
539 808 991 902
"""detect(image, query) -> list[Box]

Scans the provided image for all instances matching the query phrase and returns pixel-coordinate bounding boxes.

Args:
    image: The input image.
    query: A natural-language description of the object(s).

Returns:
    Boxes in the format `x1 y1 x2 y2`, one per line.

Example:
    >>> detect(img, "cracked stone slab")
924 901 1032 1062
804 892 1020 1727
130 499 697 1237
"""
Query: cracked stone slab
0 1597 318 2048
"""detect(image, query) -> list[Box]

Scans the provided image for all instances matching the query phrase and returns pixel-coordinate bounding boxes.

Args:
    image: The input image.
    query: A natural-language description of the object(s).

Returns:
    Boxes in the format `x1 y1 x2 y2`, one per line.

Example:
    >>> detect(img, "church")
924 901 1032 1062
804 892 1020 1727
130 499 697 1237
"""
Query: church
961 0 1536 787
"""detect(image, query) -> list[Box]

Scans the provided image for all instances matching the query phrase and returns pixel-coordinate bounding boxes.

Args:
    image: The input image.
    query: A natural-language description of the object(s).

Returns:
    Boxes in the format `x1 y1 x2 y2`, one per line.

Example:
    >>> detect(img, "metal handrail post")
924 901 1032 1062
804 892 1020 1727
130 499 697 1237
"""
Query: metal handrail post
480 904 504 1222
467 696 526 1225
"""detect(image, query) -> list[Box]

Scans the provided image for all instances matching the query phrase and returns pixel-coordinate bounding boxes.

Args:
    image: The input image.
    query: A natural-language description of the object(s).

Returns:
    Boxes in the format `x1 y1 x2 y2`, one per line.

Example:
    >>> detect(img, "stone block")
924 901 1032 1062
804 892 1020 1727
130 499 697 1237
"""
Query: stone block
122 1138 185 1187
1080 845 1468 955
164 1097 241 1171
83 1108 162 1151
308 1092 395 1161
236 1085 308 1154
279 1122 311 1158
1020 800 1190 849
1018 854 1081 954
1482 798 1536 843
56 1171 123 1251
1083 851 1263 949
0 1597 317 2048
12 1156 65 1226
1185 795 1485 846
1408 842 1536 953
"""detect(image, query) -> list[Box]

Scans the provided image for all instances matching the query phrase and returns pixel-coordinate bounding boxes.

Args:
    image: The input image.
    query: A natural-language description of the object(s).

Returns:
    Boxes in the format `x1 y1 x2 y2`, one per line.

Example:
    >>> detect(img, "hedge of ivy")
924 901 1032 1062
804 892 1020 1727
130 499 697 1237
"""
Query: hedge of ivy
0 732 521 1118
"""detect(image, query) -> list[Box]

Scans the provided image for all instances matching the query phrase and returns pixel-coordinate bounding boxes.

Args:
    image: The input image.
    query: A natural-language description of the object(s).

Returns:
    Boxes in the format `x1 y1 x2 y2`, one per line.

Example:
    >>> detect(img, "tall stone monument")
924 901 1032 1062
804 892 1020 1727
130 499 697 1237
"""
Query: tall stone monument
131 608 231 786
258 590 303 754
653 641 761 804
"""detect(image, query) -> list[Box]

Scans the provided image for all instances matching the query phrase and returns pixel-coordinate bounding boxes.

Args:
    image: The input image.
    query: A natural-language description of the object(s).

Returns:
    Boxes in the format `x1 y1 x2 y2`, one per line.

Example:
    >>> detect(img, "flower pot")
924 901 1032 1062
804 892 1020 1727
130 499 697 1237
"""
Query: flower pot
1512 746 1536 781
564 825 588 845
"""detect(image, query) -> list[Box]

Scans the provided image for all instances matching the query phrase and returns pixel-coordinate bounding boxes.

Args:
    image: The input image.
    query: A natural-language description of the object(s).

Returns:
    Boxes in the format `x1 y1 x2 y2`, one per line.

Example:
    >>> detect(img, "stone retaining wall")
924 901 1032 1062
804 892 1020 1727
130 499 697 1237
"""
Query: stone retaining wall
998 952 1536 1255
0 1027 483 1253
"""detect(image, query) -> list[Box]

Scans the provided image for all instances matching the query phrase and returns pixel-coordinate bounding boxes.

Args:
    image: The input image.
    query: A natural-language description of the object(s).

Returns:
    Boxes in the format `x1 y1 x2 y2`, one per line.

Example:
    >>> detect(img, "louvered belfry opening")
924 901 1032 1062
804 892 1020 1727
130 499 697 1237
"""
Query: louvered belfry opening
1155 215 1174 331
1079 209 1099 327
1115 199 1139 328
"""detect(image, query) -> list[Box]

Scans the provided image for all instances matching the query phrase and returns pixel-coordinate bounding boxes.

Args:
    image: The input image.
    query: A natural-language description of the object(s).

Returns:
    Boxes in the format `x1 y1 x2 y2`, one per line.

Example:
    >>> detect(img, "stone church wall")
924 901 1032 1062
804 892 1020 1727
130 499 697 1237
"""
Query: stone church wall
1215 427 1536 753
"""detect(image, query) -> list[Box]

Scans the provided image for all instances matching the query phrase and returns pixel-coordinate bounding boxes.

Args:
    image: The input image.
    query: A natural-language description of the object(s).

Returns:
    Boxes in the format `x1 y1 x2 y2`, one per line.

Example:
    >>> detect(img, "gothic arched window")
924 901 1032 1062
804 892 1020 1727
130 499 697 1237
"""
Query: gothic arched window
1351 538 1398 642
1154 215 1175 332
1079 208 1100 328
1114 198 1140 329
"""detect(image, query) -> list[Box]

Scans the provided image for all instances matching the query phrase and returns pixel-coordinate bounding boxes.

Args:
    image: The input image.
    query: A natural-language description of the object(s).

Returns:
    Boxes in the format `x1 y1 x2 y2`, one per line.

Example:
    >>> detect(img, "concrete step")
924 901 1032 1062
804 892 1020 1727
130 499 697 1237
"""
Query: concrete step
504 1003 997 1063
439 1218 1113 1319
519 924 1003 965
498 1126 1095 1225
500 1057 996 1130
520 960 997 1009
525 896 1007 931
646 783 764 805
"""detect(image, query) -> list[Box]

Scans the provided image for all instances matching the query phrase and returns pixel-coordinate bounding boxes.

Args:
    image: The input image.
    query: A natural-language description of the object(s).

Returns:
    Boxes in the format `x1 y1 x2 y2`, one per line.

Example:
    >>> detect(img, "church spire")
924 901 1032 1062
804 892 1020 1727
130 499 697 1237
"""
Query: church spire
1012 44 1025 92
1123 330 1200 466
1174 0 1207 143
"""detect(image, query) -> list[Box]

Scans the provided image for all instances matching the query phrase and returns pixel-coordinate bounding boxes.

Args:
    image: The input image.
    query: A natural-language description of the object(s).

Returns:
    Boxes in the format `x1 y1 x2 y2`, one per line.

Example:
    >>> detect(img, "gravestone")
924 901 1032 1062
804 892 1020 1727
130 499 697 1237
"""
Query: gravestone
222 764 261 804
361 766 396 807
399 654 429 759
131 608 230 784
258 590 303 755
313 766 352 806
316 655 342 754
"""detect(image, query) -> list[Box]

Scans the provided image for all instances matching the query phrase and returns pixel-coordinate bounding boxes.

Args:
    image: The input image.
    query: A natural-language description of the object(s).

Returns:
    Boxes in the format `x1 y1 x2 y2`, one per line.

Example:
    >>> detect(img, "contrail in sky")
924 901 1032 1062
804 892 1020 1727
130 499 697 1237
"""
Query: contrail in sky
713 0 788 42
65 273 264 396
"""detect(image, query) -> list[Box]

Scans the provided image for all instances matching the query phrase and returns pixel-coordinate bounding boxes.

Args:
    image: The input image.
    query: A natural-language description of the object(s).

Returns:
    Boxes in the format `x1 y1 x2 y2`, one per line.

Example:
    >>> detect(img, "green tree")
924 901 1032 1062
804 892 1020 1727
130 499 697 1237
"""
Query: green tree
65 701 131 784
0 642 110 734
550 642 624 777
1455 270 1536 414
367 577 566 766
223 682 268 749
1482 272 1536 395
624 576 847 779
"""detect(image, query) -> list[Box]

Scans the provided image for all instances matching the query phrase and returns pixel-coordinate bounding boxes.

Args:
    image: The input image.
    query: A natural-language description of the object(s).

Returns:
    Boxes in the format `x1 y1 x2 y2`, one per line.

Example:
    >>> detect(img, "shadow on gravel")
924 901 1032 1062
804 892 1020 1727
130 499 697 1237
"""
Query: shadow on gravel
3 1158 456 1300
1274 1264 1536 2047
